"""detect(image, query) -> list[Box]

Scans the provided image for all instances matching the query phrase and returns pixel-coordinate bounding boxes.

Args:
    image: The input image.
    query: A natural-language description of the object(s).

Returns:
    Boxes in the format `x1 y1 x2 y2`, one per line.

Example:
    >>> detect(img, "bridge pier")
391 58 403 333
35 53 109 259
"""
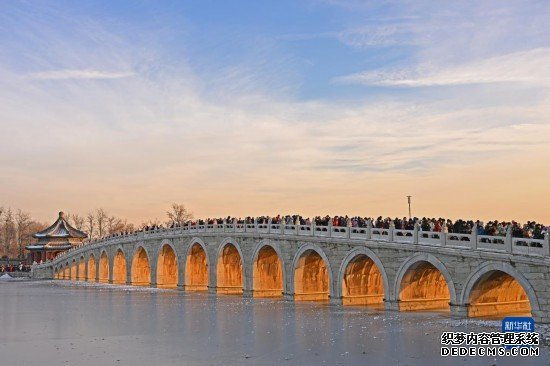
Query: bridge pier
283 293 294 301
384 299 400 311
208 286 217 294
329 296 343 306
450 303 469 319
243 289 253 298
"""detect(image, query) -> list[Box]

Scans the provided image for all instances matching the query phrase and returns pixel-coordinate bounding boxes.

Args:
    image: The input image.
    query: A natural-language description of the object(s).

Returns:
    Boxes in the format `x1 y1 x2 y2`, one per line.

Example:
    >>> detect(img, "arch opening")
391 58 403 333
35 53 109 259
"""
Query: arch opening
294 249 329 301
342 254 384 307
77 257 86 281
185 243 208 291
157 244 178 289
216 243 243 294
468 271 531 318
99 252 109 283
70 260 77 280
63 265 69 280
131 247 151 286
113 250 127 285
399 261 450 311
253 246 283 297
87 255 96 282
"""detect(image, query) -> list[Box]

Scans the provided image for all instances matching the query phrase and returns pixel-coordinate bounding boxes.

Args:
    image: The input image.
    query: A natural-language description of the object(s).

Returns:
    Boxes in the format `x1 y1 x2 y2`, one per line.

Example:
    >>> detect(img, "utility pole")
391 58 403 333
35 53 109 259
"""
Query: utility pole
406 196 412 219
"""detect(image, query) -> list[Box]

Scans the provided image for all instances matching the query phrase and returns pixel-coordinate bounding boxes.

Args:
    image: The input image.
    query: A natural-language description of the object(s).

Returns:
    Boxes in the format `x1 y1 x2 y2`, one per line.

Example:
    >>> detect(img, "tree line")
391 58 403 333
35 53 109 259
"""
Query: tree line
0 203 193 259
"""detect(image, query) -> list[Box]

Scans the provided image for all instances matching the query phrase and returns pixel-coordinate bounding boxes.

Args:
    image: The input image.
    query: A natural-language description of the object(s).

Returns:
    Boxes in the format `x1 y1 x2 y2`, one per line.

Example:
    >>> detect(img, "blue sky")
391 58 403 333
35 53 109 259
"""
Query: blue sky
0 1 549 223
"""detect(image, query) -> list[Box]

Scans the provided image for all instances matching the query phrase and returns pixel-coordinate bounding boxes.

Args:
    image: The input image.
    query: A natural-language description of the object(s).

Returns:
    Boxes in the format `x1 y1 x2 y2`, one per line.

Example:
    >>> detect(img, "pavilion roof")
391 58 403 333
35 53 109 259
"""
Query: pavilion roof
33 212 87 239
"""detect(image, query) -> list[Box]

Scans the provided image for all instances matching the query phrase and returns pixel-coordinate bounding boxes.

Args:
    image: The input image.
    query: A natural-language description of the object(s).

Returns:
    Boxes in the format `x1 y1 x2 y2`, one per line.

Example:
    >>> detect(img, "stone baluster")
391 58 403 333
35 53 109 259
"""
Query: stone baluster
388 221 395 242
413 221 419 244
254 217 258 232
281 217 285 234
267 217 272 234
471 223 478 250
366 219 372 240
440 220 447 246
311 221 315 237
233 218 237 232
505 225 513 253
328 220 333 238
544 231 550 257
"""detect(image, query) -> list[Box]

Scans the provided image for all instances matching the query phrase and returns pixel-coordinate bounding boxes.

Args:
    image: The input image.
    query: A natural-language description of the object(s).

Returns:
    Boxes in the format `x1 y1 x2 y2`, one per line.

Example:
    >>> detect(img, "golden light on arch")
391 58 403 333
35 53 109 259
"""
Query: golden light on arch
294 249 329 301
185 243 208 291
87 255 96 282
342 254 384 307
399 261 450 311
157 244 178 288
99 252 109 283
70 260 77 280
77 257 86 280
113 250 127 285
131 247 151 287
253 245 283 298
63 265 69 280
468 271 531 318
216 243 243 295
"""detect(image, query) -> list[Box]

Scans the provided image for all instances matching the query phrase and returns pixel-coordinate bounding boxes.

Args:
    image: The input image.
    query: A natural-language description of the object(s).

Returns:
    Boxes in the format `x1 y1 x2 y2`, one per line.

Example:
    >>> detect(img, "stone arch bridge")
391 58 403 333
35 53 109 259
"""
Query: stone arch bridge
32 222 550 323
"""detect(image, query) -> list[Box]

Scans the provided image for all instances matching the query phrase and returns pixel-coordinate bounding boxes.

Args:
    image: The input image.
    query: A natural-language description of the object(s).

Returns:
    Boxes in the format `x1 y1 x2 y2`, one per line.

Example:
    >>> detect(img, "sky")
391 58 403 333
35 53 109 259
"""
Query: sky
0 0 549 224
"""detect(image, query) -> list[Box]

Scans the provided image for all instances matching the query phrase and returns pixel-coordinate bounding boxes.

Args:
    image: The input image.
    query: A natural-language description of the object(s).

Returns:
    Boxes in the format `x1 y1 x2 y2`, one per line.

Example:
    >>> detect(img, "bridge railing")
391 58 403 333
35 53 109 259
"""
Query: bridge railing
40 220 550 269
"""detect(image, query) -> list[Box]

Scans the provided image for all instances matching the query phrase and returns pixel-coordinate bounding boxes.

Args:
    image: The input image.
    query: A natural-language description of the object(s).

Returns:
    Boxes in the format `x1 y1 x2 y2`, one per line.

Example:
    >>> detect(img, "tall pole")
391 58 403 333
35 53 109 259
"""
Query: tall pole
407 196 412 219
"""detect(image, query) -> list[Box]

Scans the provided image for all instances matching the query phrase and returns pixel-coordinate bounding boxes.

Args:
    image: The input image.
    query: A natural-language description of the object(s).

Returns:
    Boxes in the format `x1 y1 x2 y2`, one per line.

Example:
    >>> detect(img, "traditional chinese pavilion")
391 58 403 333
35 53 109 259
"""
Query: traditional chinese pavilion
26 212 87 263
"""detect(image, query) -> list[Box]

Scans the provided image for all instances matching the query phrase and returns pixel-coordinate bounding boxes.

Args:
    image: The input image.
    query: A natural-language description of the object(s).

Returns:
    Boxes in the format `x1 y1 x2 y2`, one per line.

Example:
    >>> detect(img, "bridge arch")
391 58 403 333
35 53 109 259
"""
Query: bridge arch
291 243 333 301
131 245 151 286
251 240 285 297
337 247 388 307
156 241 178 288
216 238 244 294
98 250 109 283
112 247 127 285
70 259 77 280
461 262 539 318
77 256 86 280
87 254 96 281
185 238 209 291
394 253 456 312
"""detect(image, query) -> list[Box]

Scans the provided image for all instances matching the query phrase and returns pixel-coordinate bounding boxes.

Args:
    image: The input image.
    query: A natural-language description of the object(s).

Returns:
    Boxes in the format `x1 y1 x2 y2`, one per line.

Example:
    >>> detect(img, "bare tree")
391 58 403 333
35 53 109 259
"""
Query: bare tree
166 203 193 226
15 209 32 258
69 213 85 230
95 208 108 239
85 213 95 240
2 208 15 257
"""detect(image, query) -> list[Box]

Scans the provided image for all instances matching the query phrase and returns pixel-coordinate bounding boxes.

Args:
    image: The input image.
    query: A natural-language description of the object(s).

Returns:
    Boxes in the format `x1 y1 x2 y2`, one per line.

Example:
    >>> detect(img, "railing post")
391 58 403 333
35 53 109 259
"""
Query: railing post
366 219 372 240
471 223 478 250
233 218 237 232
440 230 447 246
280 217 285 234
545 231 550 257
328 221 333 238
254 218 258 233
413 222 419 244
505 225 513 253
311 222 315 236
268 217 272 234
388 222 394 242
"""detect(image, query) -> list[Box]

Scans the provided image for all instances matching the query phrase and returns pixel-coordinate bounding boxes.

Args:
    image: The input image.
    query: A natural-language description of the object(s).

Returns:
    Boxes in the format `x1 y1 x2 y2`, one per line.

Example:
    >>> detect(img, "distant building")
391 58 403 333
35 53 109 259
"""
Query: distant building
25 212 87 263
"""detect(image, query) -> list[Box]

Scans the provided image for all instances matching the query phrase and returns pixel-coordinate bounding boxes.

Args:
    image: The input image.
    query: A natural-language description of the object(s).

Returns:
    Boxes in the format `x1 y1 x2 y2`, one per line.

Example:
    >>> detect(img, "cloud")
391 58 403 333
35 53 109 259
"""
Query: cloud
333 48 550 87
27 69 135 80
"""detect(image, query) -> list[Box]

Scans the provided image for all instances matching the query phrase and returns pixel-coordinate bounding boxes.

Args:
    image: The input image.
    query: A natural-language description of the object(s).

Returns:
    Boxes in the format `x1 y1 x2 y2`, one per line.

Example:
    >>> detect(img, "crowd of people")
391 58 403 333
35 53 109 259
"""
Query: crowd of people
101 215 548 241
0 262 31 273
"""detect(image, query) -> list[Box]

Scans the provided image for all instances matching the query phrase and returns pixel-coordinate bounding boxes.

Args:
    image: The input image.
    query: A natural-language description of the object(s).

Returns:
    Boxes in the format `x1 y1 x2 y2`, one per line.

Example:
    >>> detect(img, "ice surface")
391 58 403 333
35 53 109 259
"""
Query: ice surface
0 280 547 366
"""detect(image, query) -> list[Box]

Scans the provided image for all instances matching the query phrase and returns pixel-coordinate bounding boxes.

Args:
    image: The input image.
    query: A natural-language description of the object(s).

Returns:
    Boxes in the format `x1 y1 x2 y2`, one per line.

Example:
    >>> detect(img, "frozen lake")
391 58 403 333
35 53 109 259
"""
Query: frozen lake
0 280 547 366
